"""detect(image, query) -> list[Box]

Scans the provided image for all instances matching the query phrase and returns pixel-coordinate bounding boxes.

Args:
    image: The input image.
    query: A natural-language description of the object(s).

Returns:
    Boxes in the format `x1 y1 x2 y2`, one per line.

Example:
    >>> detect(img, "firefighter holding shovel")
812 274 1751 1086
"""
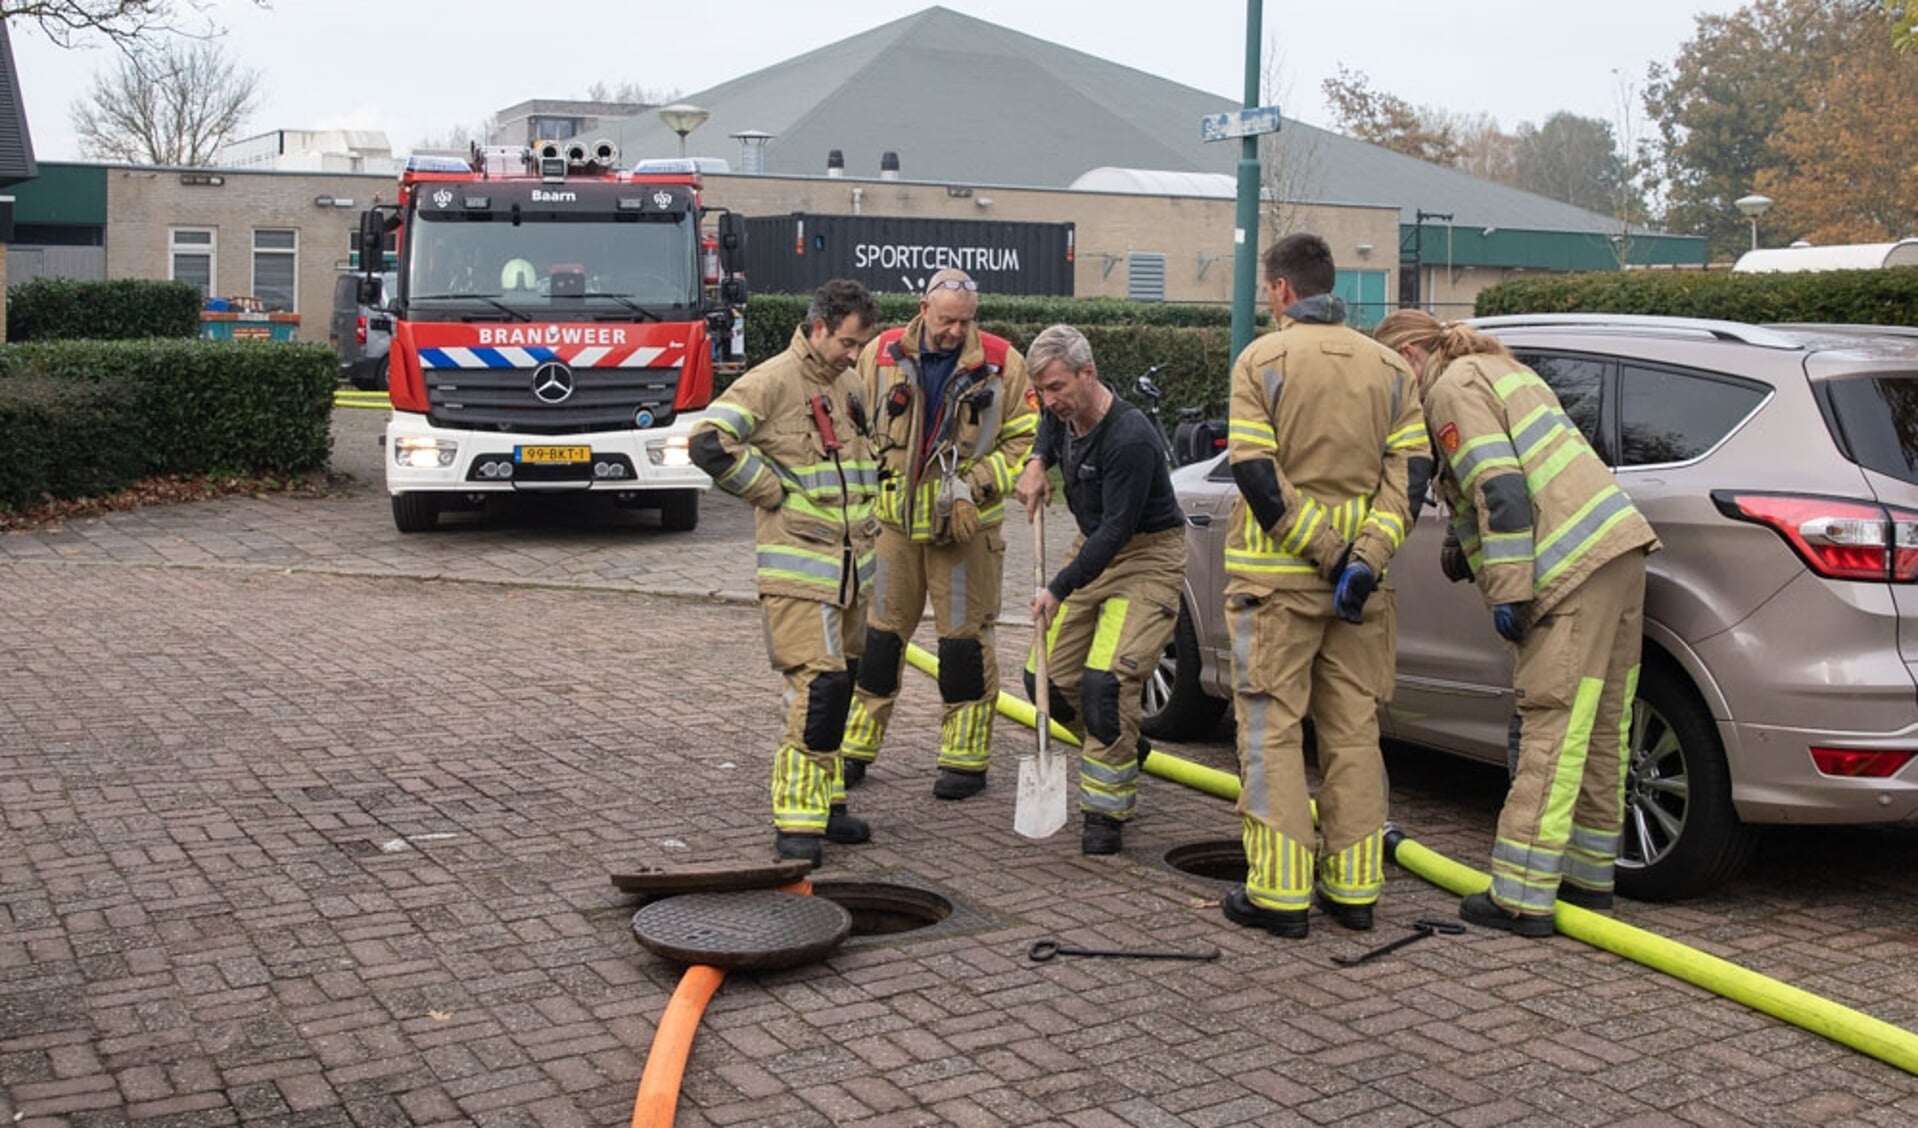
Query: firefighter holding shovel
689 280 881 866
1013 325 1186 855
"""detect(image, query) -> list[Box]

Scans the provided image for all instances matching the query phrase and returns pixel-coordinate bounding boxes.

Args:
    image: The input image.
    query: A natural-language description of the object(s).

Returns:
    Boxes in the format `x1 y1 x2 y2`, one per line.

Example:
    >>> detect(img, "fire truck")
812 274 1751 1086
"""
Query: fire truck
352 141 747 533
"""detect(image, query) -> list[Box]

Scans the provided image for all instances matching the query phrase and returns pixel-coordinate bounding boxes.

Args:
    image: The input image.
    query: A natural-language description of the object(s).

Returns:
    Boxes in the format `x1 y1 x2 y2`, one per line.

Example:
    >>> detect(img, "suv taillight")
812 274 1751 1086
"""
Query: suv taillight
1712 492 1918 583
355 315 367 346
1810 747 1914 778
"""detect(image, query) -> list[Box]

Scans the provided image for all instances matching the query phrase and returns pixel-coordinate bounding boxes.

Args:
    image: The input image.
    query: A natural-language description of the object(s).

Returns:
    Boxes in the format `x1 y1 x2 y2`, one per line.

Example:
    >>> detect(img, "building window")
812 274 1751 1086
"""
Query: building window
1127 252 1166 302
253 228 298 312
169 227 215 299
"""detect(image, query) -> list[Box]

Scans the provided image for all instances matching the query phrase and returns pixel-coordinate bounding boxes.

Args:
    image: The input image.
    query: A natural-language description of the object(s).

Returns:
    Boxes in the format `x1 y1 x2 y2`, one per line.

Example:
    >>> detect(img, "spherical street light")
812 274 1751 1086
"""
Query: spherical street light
657 104 711 159
1735 194 1773 252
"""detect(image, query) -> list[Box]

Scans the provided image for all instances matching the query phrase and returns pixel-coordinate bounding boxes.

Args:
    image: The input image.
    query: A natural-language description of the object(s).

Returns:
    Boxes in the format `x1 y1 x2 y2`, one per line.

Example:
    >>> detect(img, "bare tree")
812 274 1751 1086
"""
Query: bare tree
583 80 679 106
70 38 260 164
4 0 266 51
1257 39 1323 240
412 116 499 154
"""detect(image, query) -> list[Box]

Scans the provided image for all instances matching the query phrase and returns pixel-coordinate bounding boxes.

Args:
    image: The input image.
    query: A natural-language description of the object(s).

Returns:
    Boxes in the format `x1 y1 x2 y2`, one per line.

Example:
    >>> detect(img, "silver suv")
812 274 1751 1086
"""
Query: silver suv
1144 314 1918 900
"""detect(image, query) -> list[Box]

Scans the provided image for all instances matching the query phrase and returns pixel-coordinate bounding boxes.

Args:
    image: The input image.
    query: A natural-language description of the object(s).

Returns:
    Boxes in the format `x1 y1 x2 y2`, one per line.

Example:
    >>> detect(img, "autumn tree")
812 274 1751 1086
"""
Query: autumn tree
1513 113 1628 214
1321 65 1460 165
70 38 260 164
1642 0 1873 259
1756 12 1918 242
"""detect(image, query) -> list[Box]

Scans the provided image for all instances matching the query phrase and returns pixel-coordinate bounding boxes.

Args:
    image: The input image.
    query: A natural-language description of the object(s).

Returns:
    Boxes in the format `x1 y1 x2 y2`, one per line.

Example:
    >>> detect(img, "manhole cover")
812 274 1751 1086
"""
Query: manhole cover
631 890 851 970
810 880 953 936
610 858 813 896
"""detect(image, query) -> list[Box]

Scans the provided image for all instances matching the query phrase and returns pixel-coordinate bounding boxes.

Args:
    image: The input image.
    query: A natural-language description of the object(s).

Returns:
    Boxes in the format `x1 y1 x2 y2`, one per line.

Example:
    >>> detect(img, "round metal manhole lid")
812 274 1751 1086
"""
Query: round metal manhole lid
632 890 852 970
610 858 814 896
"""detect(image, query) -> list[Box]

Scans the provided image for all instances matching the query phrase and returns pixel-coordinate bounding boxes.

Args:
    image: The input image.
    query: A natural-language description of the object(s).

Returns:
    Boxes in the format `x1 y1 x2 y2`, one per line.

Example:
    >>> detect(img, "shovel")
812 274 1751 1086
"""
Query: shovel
1015 503 1070 840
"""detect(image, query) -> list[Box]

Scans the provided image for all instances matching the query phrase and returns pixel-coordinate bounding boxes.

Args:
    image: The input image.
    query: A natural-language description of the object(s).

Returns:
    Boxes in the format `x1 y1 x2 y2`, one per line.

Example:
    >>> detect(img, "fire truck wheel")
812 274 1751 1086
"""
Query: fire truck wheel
372 357 390 393
658 490 699 532
392 492 443 533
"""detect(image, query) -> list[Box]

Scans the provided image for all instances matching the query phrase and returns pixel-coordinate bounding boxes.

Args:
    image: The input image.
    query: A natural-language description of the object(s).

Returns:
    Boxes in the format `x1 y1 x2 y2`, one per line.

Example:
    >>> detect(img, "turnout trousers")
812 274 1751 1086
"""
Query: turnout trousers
841 522 1005 773
763 594 864 835
1028 527 1185 820
1230 584 1395 913
1489 549 1648 914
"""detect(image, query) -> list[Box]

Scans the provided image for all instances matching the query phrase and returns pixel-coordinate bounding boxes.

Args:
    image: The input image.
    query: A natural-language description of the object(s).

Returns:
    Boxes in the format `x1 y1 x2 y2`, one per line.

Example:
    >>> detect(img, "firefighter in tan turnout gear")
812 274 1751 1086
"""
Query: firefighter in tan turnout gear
1376 310 1660 936
689 279 881 866
1013 325 1186 855
1222 234 1433 939
838 269 1038 799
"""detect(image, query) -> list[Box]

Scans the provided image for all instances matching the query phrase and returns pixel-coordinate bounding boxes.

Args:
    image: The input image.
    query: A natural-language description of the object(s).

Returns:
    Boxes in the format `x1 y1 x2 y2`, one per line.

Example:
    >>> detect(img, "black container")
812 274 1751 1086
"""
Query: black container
744 212 1075 296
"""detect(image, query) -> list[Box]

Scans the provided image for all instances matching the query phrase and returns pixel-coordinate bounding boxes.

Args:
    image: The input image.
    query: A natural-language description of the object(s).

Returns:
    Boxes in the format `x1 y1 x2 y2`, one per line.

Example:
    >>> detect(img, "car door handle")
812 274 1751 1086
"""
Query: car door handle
1186 513 1211 527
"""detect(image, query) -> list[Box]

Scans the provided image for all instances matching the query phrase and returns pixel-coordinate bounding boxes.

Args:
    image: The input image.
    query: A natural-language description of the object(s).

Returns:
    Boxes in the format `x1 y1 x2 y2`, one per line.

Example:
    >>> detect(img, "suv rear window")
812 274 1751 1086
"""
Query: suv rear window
1824 374 1918 486
1619 363 1767 467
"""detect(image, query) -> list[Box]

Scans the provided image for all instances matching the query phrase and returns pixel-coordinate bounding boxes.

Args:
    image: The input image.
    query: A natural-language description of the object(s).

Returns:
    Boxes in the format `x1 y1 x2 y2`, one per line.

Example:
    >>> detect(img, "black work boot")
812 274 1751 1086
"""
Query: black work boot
772 832 822 867
825 804 871 845
932 768 987 800
1314 889 1375 932
1082 813 1123 855
1460 891 1554 937
841 759 869 789
1222 887 1308 939
1556 883 1614 912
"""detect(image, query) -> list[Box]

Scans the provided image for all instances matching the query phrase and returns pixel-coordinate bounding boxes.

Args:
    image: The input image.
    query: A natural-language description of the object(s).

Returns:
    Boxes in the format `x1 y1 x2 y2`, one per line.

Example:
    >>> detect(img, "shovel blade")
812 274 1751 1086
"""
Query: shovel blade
1014 750 1070 839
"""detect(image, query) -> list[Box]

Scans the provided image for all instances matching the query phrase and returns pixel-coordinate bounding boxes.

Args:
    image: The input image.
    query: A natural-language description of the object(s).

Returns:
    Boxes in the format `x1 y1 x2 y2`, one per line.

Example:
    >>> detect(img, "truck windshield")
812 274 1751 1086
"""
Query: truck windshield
404 212 697 310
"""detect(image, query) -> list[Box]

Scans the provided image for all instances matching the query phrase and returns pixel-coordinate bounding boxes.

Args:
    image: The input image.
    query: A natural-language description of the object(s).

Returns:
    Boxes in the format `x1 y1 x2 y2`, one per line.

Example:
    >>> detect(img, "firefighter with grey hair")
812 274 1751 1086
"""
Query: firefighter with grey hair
689 279 881 866
839 268 1037 800
1012 324 1186 855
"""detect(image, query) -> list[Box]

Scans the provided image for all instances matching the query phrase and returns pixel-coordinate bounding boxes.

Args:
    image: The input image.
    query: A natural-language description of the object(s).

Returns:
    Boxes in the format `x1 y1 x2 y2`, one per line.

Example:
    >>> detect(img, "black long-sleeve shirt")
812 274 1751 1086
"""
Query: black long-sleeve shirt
1035 393 1185 599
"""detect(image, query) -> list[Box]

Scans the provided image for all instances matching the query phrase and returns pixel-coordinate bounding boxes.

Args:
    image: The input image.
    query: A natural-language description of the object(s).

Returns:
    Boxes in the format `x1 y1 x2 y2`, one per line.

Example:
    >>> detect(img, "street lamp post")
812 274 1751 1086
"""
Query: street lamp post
1735 194 1773 252
657 103 710 159
1408 209 1452 310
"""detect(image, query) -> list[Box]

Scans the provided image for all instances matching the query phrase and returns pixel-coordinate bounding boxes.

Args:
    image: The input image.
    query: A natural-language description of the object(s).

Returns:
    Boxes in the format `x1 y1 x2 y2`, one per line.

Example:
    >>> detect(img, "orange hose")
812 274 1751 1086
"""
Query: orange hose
630 877 814 1128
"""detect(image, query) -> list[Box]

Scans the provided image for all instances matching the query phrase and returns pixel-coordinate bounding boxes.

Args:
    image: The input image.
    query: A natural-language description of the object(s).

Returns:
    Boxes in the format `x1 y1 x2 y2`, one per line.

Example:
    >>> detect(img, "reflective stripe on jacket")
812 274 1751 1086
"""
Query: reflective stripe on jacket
693 326 879 605
1224 311 1429 592
1424 355 1660 615
860 318 1038 542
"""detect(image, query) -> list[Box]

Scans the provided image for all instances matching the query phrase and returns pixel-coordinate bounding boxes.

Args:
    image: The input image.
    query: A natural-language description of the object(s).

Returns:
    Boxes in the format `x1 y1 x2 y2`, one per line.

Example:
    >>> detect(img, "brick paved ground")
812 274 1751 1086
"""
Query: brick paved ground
1 410 1915 1126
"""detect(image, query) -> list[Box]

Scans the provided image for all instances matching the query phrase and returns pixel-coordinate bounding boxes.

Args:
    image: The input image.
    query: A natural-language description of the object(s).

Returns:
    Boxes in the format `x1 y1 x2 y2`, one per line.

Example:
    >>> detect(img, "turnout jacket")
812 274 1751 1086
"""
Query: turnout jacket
691 326 880 607
1224 297 1432 593
1423 354 1659 617
859 316 1038 542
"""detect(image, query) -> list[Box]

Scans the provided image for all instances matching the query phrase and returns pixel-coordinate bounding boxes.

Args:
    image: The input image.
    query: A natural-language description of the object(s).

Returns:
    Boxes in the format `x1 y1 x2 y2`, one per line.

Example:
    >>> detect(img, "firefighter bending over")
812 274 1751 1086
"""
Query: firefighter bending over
689 279 881 866
1013 325 1187 855
1222 233 1432 939
1377 309 1659 936
838 269 1038 799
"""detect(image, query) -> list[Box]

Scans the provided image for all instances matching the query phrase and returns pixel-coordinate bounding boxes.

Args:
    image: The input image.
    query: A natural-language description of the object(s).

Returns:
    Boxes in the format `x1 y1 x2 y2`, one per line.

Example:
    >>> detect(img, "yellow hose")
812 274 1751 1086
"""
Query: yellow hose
902 640 1918 1077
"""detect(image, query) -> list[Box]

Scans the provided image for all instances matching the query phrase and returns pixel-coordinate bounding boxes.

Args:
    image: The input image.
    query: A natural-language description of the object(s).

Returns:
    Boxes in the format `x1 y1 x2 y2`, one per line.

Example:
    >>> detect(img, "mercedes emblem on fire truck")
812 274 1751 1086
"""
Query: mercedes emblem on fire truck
531 361 576 404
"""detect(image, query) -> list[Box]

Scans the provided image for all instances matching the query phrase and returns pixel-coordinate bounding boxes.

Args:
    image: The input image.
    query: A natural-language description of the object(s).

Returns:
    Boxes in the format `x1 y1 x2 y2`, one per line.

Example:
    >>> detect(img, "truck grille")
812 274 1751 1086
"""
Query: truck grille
425 365 681 434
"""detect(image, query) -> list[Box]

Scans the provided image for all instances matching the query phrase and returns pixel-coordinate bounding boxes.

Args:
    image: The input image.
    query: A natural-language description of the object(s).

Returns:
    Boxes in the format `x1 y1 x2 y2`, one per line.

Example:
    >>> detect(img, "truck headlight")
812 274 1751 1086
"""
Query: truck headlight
646 435 691 467
394 435 458 468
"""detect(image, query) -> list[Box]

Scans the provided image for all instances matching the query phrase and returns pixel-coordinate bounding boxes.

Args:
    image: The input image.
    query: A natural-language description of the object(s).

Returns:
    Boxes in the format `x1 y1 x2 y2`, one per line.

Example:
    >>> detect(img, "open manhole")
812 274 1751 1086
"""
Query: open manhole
810 880 951 937
1160 838 1246 887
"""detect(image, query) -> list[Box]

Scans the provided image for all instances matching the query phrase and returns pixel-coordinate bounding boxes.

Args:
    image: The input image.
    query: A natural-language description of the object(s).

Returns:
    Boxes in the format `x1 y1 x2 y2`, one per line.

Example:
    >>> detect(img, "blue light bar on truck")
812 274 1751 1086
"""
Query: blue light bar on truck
405 154 474 173
631 158 699 176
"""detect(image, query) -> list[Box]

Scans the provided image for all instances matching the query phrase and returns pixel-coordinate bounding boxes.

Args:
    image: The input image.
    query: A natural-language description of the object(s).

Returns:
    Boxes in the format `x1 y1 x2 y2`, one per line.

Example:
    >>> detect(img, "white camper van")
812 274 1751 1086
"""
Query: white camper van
1733 238 1918 273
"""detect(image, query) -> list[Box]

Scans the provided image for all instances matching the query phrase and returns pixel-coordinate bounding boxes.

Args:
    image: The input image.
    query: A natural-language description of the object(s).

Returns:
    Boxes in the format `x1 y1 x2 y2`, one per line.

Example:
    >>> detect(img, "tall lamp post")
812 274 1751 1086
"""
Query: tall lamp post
658 103 710 158
1735 194 1772 252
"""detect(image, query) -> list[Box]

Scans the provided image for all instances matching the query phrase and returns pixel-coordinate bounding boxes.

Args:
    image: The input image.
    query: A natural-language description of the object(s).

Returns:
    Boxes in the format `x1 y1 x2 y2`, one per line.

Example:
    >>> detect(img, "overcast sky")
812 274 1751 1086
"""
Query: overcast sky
8 0 1748 163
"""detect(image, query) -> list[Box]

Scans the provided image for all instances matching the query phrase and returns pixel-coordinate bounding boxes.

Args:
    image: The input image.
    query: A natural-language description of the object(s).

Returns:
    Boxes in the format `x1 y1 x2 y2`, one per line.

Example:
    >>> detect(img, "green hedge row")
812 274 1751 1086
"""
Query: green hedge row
0 340 337 510
7 278 204 341
1475 266 1918 324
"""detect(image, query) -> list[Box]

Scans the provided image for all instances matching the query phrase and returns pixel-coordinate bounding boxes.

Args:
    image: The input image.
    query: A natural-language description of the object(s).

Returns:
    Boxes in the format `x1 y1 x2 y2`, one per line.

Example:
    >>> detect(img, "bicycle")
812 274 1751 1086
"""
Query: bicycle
1133 364 1225 468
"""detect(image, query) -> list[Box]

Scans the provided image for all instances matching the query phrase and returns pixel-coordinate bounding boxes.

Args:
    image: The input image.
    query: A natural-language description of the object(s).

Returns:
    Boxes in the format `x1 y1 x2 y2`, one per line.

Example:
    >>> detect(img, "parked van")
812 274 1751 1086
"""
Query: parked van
329 271 395 390
1733 238 1918 273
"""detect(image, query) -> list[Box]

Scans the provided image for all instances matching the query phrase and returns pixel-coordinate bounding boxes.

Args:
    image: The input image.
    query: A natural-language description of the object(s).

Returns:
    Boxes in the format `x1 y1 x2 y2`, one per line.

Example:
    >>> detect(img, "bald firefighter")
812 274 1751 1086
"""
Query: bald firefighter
689 279 881 866
1223 233 1433 938
1013 325 1186 855
1377 309 1659 936
838 269 1038 799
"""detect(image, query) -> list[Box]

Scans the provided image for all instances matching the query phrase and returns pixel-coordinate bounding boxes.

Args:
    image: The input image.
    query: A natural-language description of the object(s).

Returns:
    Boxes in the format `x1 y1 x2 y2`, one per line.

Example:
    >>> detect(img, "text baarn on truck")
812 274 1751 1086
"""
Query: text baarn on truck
351 140 749 533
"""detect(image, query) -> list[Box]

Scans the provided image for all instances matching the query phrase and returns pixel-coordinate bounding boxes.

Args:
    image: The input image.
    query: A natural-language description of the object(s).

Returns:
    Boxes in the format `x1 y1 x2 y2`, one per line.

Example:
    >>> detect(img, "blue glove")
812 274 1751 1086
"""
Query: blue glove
1492 603 1528 643
1333 562 1377 625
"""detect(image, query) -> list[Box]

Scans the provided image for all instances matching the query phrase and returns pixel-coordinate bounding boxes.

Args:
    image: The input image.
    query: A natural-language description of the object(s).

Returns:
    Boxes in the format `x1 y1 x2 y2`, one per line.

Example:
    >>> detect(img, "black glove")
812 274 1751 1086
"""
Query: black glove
1492 603 1528 643
1440 534 1474 584
1333 562 1377 625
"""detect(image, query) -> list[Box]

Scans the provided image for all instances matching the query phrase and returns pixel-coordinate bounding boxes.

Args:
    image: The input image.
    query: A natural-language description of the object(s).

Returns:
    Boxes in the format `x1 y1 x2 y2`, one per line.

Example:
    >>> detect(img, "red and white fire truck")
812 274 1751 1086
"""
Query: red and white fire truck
352 141 747 533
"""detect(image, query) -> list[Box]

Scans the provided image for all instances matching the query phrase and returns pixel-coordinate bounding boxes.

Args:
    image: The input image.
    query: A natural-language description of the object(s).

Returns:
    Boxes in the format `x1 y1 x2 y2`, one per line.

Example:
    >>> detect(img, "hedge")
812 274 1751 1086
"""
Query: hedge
7 278 204 341
1475 265 1918 324
0 340 337 509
